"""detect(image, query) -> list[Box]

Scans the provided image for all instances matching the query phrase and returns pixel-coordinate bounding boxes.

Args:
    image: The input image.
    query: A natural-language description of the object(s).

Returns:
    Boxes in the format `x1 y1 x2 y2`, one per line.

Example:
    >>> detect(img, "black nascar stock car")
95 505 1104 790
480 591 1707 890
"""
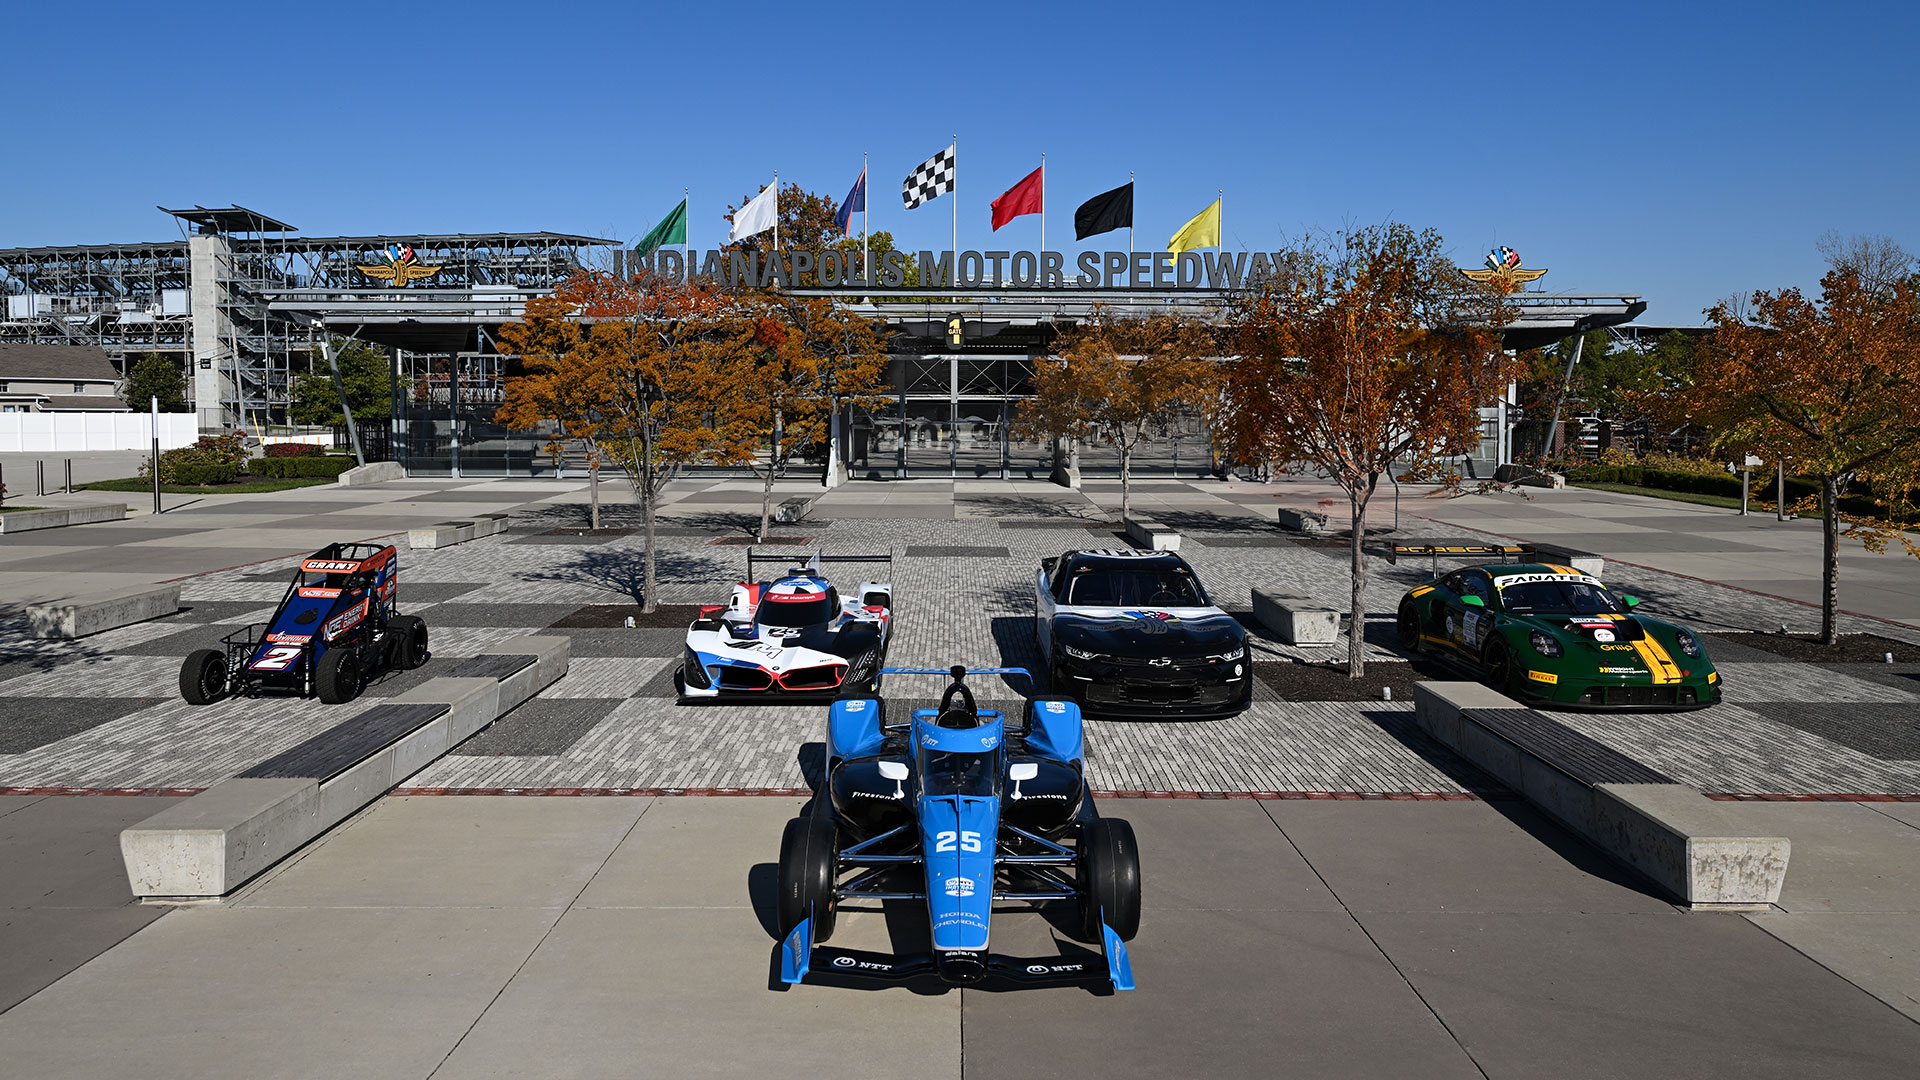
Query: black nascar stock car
1033 548 1252 719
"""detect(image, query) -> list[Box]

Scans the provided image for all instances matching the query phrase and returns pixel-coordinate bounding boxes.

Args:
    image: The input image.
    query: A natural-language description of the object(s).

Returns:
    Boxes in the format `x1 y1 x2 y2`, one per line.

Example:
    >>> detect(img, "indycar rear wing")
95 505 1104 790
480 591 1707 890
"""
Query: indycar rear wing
1387 539 1535 577
746 549 894 583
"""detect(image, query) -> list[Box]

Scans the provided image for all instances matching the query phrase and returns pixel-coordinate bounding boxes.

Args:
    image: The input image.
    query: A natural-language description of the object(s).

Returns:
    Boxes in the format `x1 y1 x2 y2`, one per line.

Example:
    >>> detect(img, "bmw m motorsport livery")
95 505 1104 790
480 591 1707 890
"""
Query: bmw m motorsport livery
776 666 1140 990
680 551 893 701
1035 549 1251 718
1398 561 1721 710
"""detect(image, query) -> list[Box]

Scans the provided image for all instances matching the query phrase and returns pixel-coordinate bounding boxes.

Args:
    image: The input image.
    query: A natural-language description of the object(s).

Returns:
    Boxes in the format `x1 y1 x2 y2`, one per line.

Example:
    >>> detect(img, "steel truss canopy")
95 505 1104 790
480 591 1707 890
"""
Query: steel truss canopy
160 205 298 234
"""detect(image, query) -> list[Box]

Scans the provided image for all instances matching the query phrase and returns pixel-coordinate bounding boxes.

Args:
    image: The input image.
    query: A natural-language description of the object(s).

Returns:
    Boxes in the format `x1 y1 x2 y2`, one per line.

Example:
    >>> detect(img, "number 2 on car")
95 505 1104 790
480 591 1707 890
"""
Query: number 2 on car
251 645 302 670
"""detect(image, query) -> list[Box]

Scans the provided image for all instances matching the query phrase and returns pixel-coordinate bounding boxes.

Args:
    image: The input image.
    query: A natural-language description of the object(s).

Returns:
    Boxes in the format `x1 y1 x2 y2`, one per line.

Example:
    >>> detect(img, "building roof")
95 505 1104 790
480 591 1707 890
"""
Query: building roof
0 343 122 382
42 395 131 411
159 205 298 234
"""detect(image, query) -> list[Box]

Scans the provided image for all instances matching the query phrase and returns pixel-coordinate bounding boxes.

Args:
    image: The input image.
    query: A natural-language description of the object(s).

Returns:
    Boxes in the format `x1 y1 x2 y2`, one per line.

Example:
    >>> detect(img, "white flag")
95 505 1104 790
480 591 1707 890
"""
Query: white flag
728 182 779 243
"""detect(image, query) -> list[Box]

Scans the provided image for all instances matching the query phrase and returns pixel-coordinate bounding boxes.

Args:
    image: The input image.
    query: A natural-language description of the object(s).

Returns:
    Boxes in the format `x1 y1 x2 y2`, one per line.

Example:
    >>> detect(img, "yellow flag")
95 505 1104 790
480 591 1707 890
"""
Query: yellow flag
1168 199 1221 254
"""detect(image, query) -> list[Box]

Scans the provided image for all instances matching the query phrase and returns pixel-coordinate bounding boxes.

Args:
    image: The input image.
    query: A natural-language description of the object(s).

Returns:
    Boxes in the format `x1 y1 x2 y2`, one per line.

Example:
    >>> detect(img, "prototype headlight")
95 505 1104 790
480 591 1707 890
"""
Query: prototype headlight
1207 646 1246 662
1062 644 1103 661
1529 631 1563 658
1675 630 1702 658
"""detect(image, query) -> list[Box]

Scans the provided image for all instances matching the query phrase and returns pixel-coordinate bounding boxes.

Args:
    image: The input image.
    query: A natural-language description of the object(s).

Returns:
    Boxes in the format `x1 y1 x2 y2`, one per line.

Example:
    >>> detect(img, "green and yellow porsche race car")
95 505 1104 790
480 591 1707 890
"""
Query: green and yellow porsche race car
1396 562 1721 710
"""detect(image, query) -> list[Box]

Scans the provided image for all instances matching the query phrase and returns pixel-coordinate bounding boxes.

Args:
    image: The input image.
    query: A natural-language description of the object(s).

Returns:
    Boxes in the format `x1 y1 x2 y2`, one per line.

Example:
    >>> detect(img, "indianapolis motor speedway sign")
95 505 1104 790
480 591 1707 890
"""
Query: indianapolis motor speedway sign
631 248 1291 290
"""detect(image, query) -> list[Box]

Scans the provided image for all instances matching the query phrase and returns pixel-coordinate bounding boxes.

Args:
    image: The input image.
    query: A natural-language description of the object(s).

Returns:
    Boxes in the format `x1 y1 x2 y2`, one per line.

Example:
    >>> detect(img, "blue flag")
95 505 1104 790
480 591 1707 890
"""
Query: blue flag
835 168 866 237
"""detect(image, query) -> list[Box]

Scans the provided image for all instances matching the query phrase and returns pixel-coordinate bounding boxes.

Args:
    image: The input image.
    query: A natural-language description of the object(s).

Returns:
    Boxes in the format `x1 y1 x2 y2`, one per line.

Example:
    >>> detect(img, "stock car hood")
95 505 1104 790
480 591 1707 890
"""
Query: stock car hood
1055 609 1244 658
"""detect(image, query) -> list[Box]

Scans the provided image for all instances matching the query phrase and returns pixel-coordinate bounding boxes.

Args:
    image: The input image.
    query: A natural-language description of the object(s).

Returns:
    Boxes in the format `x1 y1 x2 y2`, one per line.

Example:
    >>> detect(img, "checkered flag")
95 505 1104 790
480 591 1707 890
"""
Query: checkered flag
901 144 956 209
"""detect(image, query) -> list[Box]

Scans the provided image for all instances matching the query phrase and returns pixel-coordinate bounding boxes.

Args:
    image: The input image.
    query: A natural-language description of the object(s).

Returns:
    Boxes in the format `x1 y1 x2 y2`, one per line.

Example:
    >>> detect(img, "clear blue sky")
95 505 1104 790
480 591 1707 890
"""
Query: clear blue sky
5 0 1913 323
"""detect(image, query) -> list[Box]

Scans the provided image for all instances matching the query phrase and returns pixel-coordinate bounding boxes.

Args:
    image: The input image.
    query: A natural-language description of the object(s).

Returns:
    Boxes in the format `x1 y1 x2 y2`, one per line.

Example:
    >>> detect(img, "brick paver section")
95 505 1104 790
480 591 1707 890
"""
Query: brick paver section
2 507 1916 795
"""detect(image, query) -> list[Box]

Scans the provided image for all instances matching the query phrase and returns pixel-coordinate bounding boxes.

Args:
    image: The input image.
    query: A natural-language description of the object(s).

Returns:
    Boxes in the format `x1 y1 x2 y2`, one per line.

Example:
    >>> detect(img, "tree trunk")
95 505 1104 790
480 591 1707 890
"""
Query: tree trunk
1348 484 1369 678
1820 473 1840 644
758 465 775 543
1120 443 1132 520
589 458 600 531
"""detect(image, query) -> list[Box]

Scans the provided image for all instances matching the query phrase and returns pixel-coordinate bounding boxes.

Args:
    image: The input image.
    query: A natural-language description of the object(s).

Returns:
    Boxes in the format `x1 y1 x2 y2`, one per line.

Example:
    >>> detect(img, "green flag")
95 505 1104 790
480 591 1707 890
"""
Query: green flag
636 198 688 257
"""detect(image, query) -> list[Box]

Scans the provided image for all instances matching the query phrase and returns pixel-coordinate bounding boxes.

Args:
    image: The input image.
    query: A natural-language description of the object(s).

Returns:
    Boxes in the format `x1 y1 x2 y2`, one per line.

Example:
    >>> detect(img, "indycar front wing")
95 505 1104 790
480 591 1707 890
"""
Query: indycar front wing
779 907 1134 992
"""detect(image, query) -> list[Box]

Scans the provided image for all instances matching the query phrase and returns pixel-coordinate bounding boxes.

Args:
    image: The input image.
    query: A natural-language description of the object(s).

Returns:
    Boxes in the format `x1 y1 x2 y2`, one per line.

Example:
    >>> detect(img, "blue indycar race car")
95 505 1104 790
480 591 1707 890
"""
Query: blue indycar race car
776 666 1140 991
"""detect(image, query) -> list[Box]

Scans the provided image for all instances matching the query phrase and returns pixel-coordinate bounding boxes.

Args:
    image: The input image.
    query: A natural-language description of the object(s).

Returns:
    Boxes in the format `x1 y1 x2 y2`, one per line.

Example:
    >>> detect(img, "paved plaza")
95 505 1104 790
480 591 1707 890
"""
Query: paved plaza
2 472 1919 1074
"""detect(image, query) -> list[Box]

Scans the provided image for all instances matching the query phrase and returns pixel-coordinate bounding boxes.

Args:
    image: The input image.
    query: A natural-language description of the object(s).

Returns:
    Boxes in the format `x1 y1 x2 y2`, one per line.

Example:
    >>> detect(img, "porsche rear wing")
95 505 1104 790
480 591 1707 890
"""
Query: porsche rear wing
1387 539 1535 577
746 549 893 583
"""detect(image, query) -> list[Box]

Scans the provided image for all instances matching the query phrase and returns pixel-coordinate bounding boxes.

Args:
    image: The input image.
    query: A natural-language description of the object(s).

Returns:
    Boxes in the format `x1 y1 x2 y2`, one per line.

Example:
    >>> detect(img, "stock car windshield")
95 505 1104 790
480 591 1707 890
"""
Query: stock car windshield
920 749 1001 797
1496 578 1624 616
1064 567 1206 607
756 594 834 628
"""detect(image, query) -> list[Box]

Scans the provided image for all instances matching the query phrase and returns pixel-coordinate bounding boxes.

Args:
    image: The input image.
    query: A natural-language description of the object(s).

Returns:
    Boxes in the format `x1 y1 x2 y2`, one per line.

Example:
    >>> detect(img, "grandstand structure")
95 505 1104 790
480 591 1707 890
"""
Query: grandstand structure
1 204 1647 478
0 206 613 431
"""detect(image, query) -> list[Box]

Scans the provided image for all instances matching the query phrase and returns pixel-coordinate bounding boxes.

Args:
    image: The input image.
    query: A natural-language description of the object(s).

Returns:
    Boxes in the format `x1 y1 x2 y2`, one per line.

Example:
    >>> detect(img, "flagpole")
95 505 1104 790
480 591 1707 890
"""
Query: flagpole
1039 153 1046 255
862 151 870 285
1129 171 1135 255
1219 188 1224 249
684 186 690 273
773 171 779 252
951 134 958 257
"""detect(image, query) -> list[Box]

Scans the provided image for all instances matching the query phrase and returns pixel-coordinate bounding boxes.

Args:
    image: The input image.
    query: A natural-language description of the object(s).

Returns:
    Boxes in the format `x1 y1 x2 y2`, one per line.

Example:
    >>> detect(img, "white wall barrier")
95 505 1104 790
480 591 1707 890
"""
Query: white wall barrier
0 413 199 453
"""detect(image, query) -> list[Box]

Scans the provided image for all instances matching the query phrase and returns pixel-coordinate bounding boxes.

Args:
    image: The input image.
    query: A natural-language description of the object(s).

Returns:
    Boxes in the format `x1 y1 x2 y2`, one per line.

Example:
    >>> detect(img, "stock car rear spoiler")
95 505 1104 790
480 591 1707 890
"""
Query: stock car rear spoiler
745 550 894 582
779 907 1134 992
1387 539 1535 576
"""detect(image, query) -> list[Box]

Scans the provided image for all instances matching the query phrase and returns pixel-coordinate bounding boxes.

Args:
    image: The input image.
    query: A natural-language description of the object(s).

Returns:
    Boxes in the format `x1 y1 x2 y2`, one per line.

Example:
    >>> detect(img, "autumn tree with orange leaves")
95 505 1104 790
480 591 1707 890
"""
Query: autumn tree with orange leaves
701 294 891 541
495 271 757 611
1224 224 1517 677
1013 310 1221 519
1682 267 1920 643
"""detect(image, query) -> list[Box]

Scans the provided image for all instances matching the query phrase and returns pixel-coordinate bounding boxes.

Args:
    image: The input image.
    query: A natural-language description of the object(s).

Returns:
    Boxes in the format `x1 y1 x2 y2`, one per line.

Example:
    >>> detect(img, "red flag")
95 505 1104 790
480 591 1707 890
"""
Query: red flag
990 166 1044 231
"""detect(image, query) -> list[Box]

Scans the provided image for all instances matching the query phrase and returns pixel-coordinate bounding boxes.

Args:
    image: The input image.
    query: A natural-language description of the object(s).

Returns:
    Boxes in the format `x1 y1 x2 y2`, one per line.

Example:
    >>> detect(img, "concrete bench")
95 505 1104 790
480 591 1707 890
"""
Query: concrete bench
336 461 404 486
1494 463 1566 489
28 583 182 639
0 502 128 534
1122 516 1181 551
1275 507 1329 533
774 496 816 524
1533 543 1605 579
407 513 510 550
1412 682 1788 908
120 634 570 900
1251 589 1339 646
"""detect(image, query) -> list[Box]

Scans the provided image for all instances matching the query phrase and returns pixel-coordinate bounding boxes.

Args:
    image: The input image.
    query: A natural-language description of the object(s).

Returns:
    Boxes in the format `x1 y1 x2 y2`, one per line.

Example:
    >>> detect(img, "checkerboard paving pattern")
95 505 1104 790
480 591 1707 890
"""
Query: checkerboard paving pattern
2 514 1916 795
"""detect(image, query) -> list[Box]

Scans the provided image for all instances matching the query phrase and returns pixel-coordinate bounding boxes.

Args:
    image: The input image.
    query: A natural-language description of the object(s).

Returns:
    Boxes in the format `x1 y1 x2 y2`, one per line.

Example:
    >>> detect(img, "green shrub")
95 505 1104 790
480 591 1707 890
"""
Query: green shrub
143 434 250 485
264 441 326 458
172 463 238 485
246 456 357 479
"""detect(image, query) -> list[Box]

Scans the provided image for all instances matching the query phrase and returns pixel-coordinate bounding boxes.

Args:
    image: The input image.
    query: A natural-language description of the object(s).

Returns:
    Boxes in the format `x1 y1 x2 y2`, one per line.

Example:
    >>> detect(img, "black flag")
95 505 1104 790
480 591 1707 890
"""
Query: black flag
1074 182 1134 241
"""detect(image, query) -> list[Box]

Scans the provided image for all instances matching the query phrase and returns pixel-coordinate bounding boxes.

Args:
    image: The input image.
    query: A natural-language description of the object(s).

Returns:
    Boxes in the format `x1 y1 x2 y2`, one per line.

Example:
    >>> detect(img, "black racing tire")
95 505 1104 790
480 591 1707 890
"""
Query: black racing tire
179 649 228 705
776 809 839 941
1078 817 1142 943
1396 597 1421 652
390 615 429 670
316 646 364 705
1482 637 1515 695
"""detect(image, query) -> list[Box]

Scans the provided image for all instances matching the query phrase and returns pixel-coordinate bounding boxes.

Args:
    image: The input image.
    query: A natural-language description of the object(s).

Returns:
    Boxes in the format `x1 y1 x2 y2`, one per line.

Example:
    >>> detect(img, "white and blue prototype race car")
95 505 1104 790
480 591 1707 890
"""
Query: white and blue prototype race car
679 551 893 701
776 666 1140 991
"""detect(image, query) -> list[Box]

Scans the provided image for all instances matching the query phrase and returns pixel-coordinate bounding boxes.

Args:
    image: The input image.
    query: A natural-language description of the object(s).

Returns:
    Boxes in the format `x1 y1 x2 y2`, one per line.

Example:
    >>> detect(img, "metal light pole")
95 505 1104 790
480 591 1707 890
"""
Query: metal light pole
150 395 161 515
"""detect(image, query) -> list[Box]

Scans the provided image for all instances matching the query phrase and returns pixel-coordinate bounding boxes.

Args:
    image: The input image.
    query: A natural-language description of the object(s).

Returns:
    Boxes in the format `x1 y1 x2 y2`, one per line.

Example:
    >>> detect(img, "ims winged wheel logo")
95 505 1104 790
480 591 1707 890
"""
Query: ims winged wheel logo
357 244 442 287
1458 246 1547 294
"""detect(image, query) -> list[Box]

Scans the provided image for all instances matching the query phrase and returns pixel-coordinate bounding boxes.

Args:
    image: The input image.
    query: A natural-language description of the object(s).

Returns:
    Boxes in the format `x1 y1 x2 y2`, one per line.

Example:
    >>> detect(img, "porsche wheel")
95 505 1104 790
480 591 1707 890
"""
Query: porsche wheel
1078 817 1141 943
1482 637 1515 695
179 649 228 706
1396 598 1421 652
777 809 838 941
316 646 365 705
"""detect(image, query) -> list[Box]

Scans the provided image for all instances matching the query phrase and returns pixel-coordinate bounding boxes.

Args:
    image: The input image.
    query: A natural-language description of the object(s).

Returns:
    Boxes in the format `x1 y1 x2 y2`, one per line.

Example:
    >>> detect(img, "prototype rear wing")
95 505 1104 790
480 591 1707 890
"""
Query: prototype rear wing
746 549 894 583
1387 539 1534 577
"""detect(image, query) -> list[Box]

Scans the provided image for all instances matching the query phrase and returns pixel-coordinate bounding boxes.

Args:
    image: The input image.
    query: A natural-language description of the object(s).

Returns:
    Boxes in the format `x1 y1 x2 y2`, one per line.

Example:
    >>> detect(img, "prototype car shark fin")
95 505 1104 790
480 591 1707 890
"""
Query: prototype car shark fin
780 910 814 985
1100 915 1135 992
